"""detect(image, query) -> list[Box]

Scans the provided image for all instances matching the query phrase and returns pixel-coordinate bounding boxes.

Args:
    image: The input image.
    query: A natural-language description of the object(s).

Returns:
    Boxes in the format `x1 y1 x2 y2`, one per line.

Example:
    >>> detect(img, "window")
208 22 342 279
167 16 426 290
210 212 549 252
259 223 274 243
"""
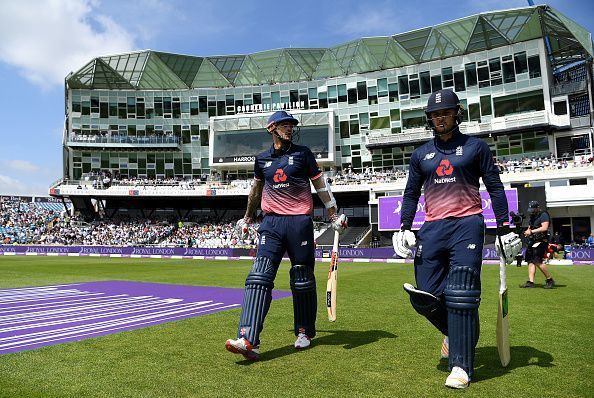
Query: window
190 100 199 116
478 61 490 88
469 103 481 122
465 63 477 87
528 55 541 78
348 88 357 104
398 76 409 95
368 86 378 105
200 129 209 146
99 102 108 118
377 78 388 97
357 81 367 100
502 60 515 83
420 71 431 94
489 58 502 86
514 51 528 74
493 90 545 117
388 83 398 102
409 77 420 99
431 75 442 92
401 109 426 129
338 84 347 102
198 96 207 112
369 116 390 130
454 71 465 92
553 101 567 115
480 95 492 116
442 67 453 88
340 121 349 138
349 120 360 135
390 108 400 121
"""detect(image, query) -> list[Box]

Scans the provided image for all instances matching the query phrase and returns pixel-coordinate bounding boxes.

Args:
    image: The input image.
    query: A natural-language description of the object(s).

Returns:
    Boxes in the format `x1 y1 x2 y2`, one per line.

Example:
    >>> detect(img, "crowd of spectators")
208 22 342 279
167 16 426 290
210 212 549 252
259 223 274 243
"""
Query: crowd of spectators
1 197 259 248
329 167 407 185
0 199 62 244
496 153 593 173
160 219 259 248
69 152 593 192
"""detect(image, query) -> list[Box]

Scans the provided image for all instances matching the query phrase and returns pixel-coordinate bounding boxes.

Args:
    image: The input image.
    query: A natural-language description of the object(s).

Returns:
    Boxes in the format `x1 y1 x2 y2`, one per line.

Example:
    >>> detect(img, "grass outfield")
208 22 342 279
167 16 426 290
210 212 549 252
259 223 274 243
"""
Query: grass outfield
0 257 592 398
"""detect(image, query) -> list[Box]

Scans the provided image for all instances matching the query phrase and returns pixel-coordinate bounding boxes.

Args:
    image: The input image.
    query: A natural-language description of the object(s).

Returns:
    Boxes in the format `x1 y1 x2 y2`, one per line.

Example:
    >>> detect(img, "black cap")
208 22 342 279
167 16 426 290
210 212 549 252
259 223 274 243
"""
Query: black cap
528 200 540 209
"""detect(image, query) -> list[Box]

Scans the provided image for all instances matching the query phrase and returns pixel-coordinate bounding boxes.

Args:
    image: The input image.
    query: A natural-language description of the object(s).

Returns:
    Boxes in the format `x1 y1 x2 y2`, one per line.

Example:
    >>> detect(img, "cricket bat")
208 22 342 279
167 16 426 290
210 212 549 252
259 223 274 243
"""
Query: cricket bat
496 255 511 367
326 230 340 322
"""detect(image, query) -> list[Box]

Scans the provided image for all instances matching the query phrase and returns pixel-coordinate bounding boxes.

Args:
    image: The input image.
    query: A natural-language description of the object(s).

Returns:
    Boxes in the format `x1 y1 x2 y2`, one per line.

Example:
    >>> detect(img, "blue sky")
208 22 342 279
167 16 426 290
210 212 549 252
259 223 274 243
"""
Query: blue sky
0 0 592 195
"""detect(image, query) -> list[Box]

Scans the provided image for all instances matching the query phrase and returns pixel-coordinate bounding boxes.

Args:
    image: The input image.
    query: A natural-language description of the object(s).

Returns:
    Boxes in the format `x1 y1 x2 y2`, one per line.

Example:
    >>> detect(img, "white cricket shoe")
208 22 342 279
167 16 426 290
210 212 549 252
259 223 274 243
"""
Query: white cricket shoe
445 366 470 389
225 337 260 360
294 333 311 349
440 336 449 359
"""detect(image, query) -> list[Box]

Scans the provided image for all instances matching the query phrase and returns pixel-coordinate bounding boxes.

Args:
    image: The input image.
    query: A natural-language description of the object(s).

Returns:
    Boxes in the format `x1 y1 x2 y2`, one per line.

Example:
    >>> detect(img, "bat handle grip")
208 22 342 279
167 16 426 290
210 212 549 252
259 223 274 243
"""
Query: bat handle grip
499 257 507 293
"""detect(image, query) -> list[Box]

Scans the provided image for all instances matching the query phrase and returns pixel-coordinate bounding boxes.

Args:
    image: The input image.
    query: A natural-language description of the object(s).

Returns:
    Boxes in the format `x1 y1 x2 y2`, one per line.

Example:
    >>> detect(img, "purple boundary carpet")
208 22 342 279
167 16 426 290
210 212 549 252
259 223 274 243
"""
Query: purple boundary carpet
0 281 291 354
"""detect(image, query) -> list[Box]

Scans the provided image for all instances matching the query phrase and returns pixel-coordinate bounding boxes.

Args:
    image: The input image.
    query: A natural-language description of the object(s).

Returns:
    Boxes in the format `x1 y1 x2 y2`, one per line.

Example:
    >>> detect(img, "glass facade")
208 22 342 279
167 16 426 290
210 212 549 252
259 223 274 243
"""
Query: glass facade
64 5 593 180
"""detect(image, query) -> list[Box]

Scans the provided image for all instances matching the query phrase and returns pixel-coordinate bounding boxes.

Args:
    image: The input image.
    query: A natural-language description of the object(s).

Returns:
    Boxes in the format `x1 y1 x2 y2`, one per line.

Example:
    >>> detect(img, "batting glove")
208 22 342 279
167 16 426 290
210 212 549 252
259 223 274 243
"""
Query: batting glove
236 217 252 240
393 229 416 259
330 213 348 233
495 225 522 263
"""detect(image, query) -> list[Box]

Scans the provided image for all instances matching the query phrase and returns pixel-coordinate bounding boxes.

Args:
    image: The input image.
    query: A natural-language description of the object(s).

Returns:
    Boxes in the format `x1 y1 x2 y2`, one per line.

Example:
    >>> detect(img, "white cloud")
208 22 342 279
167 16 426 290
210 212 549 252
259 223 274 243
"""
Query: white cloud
0 0 136 89
0 175 48 196
3 160 40 173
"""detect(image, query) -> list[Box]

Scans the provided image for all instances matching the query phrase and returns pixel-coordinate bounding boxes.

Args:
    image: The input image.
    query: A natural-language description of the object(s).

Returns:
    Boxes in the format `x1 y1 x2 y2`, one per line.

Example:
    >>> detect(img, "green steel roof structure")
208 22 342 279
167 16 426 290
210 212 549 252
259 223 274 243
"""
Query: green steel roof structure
67 5 593 90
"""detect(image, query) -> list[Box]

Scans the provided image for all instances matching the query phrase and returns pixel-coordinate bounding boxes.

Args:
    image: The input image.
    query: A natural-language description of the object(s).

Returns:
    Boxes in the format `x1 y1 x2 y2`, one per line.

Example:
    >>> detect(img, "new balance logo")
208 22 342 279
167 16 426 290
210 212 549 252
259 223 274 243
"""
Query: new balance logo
467 244 476 250
264 161 272 167
423 152 436 160
301 241 308 246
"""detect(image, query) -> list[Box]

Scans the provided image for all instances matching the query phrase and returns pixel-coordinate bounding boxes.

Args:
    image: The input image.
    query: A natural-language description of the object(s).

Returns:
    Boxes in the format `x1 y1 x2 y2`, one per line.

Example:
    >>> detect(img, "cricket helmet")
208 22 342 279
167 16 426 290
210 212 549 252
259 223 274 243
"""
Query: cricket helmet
266 111 299 129
425 89 463 130
266 111 300 142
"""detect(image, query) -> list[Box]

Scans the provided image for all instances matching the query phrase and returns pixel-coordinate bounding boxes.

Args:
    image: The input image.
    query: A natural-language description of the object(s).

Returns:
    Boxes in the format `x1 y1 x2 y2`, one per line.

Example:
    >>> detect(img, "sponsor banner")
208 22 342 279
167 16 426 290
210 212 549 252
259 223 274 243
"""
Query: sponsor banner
0 246 234 257
1 245 592 263
378 189 519 231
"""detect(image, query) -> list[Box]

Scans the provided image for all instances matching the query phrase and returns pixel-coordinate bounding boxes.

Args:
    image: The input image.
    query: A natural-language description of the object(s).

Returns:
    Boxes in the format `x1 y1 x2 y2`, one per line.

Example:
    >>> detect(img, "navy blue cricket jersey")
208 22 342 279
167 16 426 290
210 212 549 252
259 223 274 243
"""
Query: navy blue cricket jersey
254 143 323 216
400 129 508 228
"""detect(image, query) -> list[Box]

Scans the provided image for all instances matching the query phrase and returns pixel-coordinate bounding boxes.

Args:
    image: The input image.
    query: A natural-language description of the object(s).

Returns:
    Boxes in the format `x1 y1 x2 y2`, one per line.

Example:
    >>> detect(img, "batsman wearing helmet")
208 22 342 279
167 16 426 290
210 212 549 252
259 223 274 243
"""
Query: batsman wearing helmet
393 89 520 388
226 110 347 360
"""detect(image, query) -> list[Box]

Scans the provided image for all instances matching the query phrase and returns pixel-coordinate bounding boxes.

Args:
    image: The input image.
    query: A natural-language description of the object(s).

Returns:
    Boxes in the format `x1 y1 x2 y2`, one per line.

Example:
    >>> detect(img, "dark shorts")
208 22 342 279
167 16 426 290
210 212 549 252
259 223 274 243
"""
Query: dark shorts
413 214 485 297
524 241 548 263
256 214 315 267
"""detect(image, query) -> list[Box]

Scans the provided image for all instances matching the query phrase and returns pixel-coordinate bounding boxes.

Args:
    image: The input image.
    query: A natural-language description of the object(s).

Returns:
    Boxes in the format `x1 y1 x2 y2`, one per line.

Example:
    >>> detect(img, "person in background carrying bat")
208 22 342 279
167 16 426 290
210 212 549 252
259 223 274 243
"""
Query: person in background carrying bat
225 111 347 361
519 201 556 289
393 89 521 388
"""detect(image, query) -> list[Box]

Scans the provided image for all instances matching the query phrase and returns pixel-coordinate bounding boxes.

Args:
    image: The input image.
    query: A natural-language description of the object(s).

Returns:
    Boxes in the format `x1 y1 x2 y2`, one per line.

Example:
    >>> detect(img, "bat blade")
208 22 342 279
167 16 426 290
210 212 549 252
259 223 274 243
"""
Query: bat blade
326 230 340 322
496 288 510 366
496 257 511 367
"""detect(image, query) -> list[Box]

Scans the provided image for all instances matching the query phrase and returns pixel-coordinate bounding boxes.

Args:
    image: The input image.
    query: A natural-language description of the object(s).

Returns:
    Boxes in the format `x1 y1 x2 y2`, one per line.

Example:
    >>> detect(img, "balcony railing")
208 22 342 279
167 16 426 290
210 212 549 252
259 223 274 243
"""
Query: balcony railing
66 134 182 149
365 110 563 148
551 80 587 96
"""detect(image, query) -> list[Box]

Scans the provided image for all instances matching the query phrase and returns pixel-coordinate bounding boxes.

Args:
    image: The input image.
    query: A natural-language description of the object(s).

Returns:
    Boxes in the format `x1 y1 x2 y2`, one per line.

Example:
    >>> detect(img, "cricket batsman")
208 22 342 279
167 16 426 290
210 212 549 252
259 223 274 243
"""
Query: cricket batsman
226 110 347 360
393 89 520 388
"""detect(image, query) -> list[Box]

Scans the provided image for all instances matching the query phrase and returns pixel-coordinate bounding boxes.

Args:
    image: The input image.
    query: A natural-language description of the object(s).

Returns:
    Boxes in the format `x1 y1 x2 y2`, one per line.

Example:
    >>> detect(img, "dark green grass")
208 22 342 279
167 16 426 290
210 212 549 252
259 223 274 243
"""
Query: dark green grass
0 256 592 397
